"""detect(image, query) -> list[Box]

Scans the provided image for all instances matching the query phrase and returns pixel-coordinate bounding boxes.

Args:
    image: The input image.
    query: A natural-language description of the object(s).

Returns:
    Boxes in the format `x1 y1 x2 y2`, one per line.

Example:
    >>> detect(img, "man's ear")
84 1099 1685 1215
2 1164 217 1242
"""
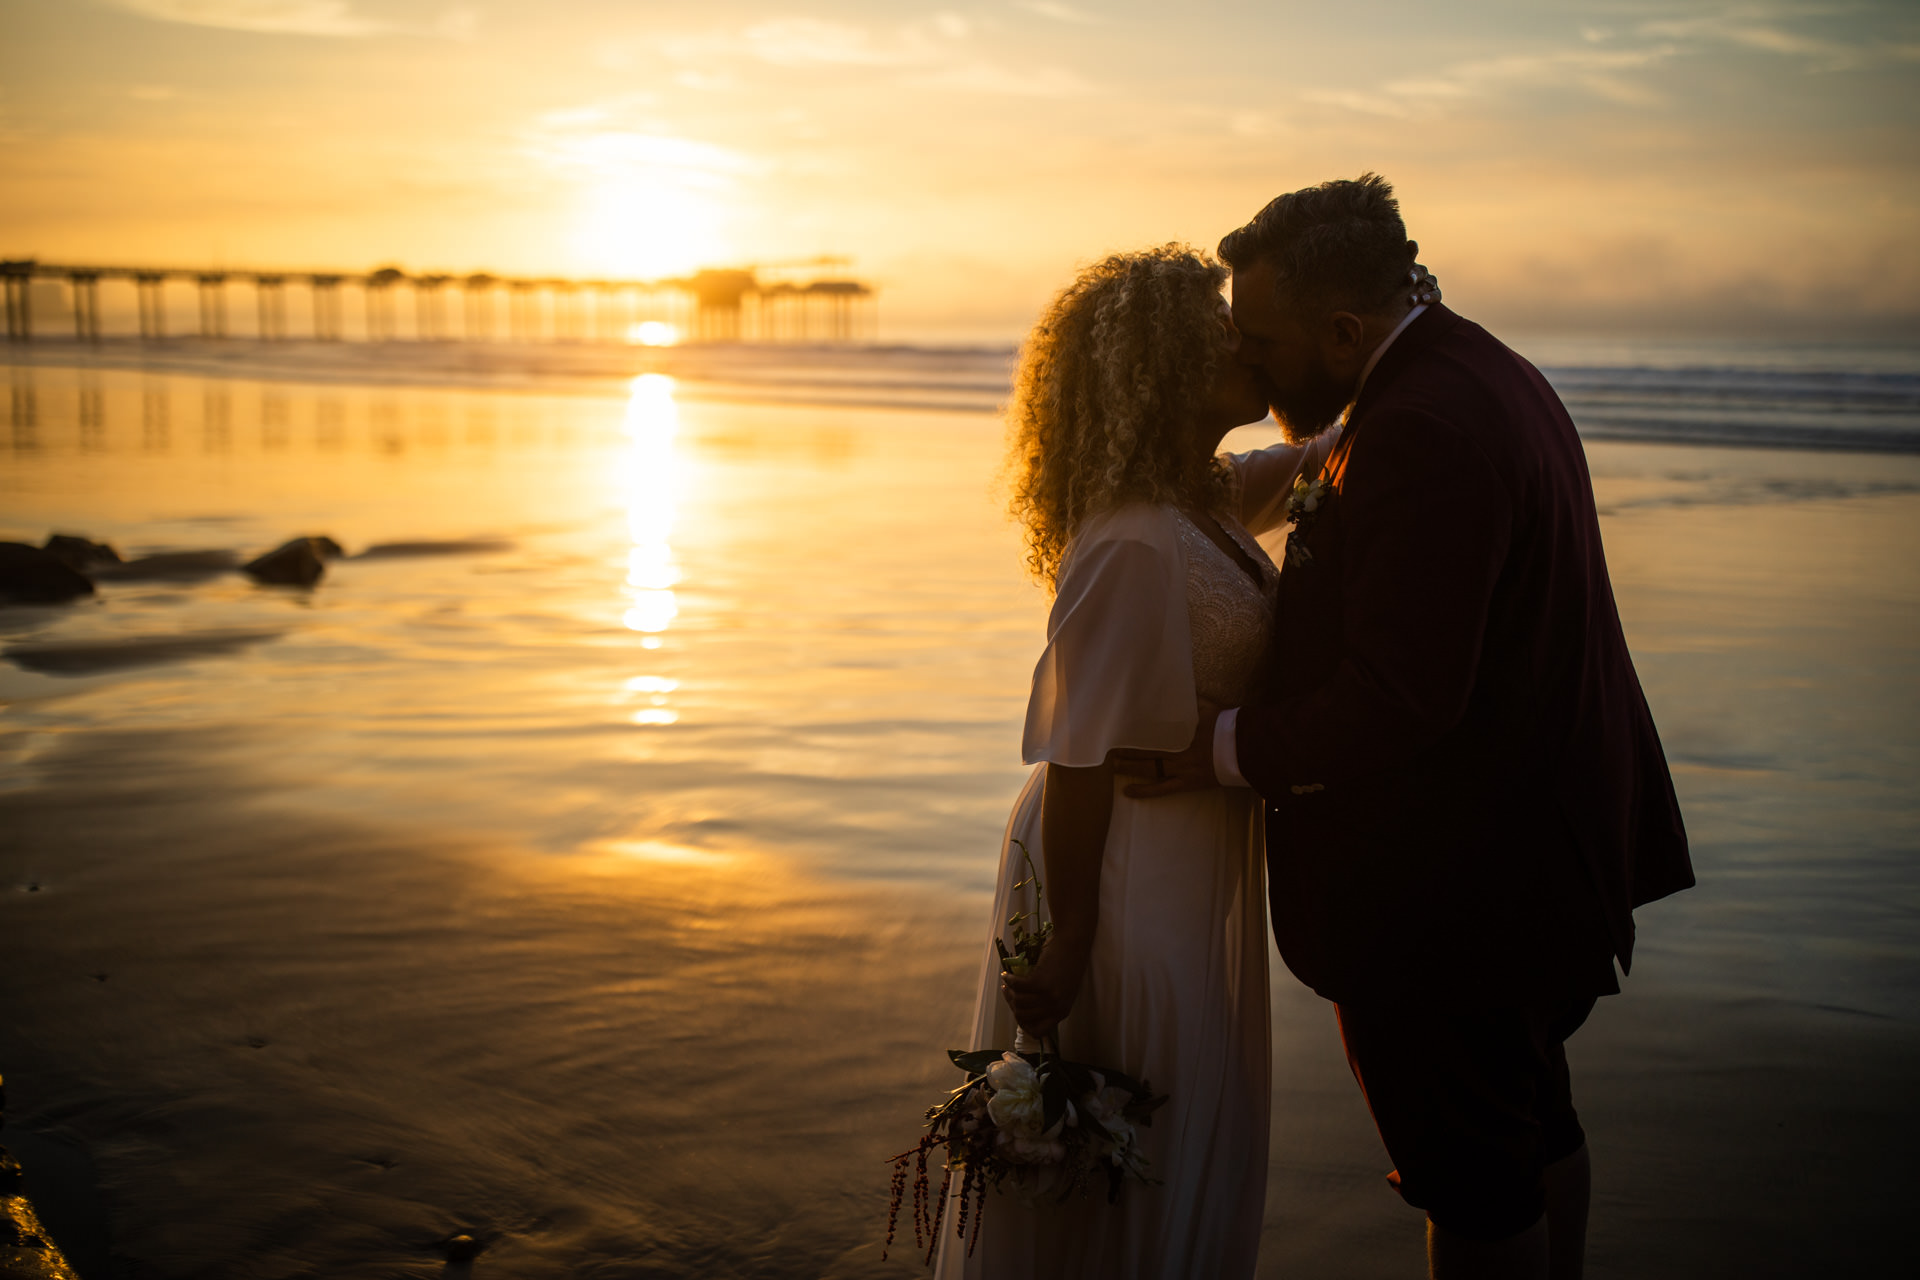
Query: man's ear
1325 311 1366 357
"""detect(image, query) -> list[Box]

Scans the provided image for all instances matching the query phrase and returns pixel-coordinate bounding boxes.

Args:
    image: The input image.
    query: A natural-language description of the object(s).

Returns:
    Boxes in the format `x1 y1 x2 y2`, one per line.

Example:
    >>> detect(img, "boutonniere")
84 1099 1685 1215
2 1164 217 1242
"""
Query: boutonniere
1283 468 1328 568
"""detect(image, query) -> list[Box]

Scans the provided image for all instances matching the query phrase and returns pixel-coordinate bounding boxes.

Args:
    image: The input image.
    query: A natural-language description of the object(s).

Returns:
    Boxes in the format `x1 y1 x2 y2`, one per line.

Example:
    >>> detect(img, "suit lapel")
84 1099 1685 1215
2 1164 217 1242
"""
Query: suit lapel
1320 304 1458 494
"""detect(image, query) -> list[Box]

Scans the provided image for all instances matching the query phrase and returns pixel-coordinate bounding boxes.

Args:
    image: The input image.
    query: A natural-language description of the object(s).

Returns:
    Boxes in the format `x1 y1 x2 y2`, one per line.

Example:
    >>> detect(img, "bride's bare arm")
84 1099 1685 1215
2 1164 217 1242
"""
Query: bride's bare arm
1230 424 1343 536
1001 760 1113 1039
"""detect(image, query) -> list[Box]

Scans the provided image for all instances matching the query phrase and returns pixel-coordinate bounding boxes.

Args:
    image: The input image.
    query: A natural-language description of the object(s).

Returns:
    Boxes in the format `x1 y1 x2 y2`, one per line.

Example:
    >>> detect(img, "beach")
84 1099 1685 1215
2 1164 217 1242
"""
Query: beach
2 342 1917 1277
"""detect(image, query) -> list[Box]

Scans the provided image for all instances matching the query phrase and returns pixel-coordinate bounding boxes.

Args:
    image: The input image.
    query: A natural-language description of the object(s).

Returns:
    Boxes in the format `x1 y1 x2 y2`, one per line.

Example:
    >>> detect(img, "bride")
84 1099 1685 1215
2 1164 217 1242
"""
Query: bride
933 244 1362 1279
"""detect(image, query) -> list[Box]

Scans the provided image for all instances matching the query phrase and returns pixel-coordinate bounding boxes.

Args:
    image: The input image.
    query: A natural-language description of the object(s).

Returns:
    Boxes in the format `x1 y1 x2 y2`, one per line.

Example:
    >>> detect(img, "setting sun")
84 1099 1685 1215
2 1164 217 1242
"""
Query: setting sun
629 320 681 346
551 131 751 281
573 175 728 281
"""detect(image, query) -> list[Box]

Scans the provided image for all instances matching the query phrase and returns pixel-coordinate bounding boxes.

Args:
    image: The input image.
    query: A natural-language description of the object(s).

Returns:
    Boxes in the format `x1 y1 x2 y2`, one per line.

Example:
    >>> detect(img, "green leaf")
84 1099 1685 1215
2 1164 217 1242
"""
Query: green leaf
1040 1071 1069 1132
948 1049 1002 1076
1054 1060 1096 1097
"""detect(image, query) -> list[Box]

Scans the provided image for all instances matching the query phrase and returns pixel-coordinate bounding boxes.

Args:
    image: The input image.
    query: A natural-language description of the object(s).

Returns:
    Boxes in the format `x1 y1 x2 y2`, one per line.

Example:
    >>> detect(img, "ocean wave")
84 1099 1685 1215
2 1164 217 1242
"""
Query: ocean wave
9 337 1920 453
1539 364 1920 453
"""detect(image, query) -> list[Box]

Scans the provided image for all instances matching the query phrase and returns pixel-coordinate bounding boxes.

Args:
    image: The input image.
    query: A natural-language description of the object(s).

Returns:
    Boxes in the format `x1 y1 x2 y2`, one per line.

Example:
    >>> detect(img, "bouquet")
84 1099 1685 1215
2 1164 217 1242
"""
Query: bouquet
883 841 1167 1264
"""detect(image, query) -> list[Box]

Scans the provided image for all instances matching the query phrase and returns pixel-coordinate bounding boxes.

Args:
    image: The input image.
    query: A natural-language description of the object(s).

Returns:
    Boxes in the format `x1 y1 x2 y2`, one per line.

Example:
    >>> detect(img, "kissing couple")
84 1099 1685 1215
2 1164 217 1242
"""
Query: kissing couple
935 176 1694 1279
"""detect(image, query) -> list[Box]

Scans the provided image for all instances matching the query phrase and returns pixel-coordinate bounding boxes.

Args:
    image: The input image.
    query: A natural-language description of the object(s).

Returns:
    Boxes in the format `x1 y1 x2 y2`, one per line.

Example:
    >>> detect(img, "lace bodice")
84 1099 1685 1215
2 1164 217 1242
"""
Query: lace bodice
1174 511 1280 707
1024 497 1293 768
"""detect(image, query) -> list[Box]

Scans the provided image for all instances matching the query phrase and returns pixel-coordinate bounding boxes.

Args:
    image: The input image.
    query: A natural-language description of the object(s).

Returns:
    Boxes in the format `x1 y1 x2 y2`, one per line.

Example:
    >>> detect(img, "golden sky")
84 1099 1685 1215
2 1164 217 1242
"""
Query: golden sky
2 0 1917 340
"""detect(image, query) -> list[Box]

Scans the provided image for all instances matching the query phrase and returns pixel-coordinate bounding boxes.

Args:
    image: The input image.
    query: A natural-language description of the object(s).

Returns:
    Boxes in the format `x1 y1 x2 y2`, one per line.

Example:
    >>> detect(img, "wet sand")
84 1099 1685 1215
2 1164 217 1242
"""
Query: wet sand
6 732 1914 1277
2 727 985 1278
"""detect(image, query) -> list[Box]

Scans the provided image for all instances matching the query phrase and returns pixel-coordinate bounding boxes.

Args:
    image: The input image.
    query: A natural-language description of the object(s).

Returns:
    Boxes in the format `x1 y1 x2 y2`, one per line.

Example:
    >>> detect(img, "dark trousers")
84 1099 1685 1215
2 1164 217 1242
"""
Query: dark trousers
1336 997 1596 1239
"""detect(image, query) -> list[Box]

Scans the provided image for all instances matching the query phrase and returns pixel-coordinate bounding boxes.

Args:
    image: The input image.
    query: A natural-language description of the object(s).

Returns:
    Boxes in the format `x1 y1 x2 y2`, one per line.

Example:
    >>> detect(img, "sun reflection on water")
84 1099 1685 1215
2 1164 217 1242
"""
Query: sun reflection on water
620 373 683 721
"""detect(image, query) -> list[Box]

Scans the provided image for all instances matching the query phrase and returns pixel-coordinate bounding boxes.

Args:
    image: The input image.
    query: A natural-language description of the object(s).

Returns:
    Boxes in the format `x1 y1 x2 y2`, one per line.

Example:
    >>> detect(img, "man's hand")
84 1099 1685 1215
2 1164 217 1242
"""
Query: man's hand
1109 703 1221 799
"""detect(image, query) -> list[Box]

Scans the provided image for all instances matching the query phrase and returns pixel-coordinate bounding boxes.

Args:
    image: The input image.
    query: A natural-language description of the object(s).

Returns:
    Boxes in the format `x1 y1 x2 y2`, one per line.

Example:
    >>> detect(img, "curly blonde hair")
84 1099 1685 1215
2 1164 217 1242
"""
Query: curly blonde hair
1007 244 1234 588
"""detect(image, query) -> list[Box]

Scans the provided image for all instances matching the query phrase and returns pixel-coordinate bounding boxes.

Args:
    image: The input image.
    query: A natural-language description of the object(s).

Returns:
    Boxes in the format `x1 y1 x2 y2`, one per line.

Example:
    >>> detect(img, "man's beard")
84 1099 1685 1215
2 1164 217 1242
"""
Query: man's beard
1267 363 1355 446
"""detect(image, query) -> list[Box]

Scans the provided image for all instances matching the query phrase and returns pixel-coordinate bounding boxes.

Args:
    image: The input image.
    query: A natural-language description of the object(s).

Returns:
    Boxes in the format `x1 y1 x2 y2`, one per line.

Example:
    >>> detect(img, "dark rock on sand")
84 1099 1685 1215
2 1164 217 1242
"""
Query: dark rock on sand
92 550 239 583
0 1077 83 1280
0 1173 81 1280
442 1233 483 1262
0 545 96 605
354 538 513 559
40 536 121 573
4 629 285 676
244 538 328 587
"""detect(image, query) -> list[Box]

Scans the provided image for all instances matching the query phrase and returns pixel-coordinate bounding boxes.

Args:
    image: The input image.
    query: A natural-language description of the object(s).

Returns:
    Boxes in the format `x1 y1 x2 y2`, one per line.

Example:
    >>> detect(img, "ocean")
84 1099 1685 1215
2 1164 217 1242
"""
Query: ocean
1 336 1915 1277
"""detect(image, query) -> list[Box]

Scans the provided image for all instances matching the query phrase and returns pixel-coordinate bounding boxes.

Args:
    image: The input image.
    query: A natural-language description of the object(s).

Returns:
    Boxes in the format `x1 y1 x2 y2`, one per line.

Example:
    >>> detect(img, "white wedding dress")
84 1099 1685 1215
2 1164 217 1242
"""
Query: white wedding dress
934 432 1340 1280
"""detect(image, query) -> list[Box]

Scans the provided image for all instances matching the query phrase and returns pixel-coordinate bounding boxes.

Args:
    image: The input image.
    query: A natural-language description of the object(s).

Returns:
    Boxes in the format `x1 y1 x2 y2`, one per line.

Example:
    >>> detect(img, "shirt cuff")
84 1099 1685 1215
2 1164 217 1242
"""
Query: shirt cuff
1213 707 1249 788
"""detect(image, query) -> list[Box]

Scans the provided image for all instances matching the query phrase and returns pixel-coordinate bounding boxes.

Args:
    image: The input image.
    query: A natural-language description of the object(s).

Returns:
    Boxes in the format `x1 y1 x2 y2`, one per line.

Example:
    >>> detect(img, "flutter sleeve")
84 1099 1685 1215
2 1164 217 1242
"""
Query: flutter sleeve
1228 423 1345 537
1020 505 1196 767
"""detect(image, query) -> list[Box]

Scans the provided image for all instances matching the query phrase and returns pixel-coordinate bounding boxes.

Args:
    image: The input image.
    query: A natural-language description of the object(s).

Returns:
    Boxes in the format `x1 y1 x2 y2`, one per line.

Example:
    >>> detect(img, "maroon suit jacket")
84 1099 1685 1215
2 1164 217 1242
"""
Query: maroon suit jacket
1238 305 1693 1007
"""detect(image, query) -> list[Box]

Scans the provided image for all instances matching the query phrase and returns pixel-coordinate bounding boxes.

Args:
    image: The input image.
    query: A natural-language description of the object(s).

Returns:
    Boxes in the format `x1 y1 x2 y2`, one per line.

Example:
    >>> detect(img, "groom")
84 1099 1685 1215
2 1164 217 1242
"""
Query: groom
1117 175 1693 1279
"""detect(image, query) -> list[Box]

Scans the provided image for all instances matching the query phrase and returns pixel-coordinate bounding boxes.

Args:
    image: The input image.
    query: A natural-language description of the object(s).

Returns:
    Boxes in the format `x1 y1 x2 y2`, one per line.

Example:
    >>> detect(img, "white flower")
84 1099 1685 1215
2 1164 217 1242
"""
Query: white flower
986 1052 1066 1164
986 1053 1044 1133
1076 1073 1140 1164
996 1128 1066 1164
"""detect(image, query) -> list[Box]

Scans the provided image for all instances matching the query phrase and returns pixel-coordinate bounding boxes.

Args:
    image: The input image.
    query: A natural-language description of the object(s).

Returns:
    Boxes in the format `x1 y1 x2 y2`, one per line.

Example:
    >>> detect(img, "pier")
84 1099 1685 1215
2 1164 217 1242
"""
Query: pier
0 258 876 346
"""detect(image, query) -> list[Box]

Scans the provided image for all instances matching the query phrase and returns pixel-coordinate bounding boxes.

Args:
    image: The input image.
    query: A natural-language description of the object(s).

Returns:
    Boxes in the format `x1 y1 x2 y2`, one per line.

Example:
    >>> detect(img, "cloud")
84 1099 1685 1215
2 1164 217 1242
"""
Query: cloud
1636 12 1902 72
1305 44 1679 117
1016 1 1101 24
735 17 937 67
104 1 475 39
432 7 475 41
524 105 758 187
668 13 1092 96
104 1 390 36
675 68 740 92
1304 10 1916 121
915 63 1093 97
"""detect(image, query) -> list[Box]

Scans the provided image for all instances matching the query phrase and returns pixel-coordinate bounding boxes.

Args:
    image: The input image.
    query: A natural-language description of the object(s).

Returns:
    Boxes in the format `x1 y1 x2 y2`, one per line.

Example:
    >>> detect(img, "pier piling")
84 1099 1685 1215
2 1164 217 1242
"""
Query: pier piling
135 272 167 339
196 273 228 339
255 274 287 340
0 258 875 346
3 261 33 342
310 275 343 341
463 274 495 341
68 271 102 343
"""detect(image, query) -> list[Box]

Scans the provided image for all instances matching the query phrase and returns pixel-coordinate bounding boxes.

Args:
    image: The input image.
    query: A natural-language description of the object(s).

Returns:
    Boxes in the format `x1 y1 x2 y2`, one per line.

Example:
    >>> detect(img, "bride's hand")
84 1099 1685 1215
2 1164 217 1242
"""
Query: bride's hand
1411 262 1441 306
1001 938 1091 1040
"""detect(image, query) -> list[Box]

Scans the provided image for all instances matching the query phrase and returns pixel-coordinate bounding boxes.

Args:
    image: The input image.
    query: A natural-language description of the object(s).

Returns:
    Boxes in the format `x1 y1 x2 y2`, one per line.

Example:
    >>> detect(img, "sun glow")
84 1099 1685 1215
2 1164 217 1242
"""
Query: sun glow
629 320 681 346
577 178 723 280
555 133 750 280
621 374 683 644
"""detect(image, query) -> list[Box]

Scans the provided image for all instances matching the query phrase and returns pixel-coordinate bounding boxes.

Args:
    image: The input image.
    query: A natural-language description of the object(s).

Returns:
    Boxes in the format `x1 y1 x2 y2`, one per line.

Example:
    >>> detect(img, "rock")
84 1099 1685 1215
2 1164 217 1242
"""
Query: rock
92 550 239 582
0 1183 83 1280
443 1233 483 1262
309 536 346 560
243 539 327 587
0 544 96 605
0 1114 81 1280
40 535 121 573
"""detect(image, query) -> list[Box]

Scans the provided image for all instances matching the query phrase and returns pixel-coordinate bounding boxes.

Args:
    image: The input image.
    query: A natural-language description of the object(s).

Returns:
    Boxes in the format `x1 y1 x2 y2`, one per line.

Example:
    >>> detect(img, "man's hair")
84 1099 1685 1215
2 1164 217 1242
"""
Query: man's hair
1218 173 1417 317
